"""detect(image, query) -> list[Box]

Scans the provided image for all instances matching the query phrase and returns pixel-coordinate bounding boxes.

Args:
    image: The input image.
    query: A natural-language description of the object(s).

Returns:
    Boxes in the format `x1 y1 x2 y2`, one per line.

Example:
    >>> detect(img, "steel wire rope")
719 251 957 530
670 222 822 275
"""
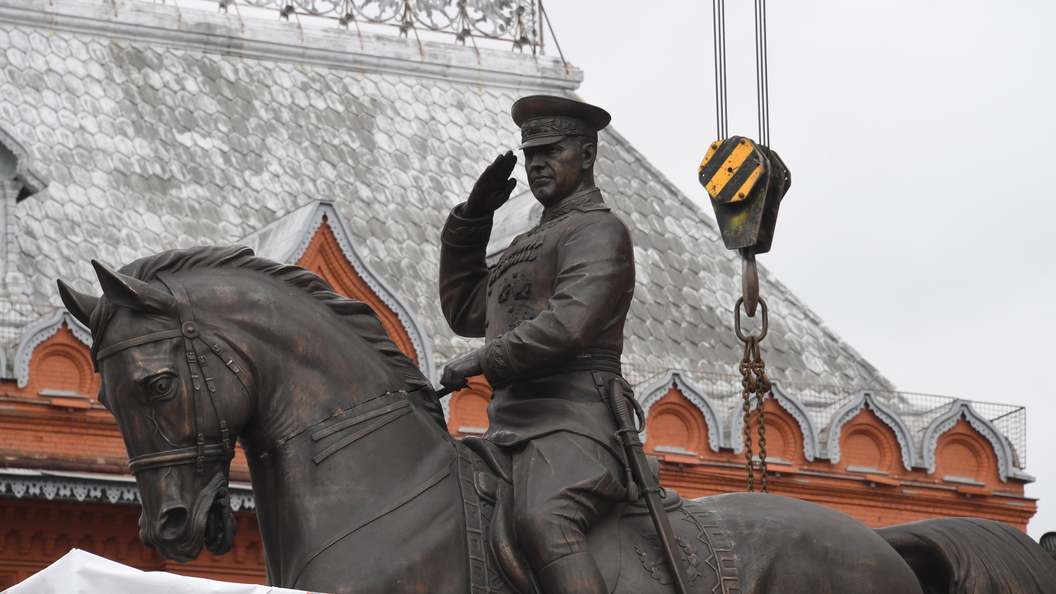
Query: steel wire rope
712 0 729 139
754 0 770 147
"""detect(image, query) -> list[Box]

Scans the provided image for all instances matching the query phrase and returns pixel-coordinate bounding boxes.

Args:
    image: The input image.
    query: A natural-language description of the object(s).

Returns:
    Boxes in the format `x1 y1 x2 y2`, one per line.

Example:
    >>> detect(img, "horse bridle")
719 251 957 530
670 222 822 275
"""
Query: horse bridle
95 273 254 477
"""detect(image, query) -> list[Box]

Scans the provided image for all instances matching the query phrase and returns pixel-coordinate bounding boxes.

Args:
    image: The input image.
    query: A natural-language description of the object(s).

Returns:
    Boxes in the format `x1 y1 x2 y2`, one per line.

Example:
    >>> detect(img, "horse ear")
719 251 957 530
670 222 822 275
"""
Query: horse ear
57 280 100 328
91 260 176 314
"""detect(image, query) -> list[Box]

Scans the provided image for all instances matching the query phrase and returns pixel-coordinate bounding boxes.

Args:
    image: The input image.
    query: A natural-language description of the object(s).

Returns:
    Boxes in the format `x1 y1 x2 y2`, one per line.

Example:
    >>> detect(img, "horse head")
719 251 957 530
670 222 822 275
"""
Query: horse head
58 245 445 586
58 247 265 562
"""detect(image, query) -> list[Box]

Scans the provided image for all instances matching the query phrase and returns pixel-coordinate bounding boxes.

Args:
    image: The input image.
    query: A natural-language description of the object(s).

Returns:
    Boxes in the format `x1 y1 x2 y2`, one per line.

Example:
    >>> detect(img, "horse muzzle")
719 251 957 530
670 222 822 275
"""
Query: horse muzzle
141 473 238 562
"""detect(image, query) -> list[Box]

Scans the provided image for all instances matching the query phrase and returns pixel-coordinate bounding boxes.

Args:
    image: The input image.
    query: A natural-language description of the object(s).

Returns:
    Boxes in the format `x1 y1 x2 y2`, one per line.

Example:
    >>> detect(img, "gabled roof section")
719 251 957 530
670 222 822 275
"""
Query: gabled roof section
13 311 92 389
922 400 1016 482
826 390 915 471
638 370 723 453
240 200 435 381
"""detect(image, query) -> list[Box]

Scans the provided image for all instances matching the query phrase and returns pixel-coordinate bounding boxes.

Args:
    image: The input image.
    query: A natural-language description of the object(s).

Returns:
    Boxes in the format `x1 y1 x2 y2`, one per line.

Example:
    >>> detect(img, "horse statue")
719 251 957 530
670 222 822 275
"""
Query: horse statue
56 246 1056 593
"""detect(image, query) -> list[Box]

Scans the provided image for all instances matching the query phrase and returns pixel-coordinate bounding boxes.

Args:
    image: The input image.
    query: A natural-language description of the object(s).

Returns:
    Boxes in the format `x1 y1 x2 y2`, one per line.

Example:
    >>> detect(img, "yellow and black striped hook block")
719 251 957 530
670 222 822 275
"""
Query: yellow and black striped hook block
698 137 791 315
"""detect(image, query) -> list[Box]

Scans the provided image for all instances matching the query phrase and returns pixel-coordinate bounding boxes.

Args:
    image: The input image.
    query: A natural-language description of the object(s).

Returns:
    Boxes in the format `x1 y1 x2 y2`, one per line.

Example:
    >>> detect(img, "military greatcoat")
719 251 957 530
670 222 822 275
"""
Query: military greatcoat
439 187 635 454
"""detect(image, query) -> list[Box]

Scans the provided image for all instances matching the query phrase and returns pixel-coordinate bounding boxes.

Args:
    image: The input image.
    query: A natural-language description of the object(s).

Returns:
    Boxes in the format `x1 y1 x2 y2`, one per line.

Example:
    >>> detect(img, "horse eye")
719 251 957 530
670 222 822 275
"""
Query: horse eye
147 375 175 399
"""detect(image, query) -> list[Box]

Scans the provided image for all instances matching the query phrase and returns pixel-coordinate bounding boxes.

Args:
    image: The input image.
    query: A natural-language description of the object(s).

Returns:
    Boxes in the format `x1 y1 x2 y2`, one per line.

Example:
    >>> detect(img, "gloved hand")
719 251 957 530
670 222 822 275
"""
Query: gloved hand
461 151 518 219
440 349 484 392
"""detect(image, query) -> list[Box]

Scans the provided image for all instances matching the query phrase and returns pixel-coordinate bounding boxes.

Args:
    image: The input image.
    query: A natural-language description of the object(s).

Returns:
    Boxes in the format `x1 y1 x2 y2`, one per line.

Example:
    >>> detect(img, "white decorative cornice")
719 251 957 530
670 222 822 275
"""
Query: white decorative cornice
921 400 1014 483
0 126 29 177
240 200 436 382
826 390 915 471
0 124 47 198
729 382 820 461
772 383 820 461
0 0 581 92
0 468 255 510
637 369 722 453
13 311 93 389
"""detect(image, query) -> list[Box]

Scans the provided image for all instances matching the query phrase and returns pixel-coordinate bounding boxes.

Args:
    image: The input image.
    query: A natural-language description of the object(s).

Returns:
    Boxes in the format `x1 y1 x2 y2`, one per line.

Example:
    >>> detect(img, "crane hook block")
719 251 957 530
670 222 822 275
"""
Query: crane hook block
698 136 791 255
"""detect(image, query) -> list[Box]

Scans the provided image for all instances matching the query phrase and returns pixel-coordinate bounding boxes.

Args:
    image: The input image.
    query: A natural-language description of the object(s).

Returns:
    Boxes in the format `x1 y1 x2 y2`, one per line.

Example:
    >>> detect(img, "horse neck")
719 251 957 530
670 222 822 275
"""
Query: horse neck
233 292 413 449
221 286 456 585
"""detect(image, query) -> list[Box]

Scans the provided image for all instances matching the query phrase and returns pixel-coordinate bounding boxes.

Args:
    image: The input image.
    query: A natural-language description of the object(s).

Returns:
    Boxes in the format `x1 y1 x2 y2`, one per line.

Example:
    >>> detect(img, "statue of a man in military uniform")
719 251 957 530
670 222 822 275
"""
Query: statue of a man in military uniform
439 96 635 594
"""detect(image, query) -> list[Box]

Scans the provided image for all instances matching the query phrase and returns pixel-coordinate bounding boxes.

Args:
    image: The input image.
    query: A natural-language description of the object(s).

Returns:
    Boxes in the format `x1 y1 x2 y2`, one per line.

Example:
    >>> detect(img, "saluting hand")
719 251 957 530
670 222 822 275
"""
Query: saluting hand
462 151 518 219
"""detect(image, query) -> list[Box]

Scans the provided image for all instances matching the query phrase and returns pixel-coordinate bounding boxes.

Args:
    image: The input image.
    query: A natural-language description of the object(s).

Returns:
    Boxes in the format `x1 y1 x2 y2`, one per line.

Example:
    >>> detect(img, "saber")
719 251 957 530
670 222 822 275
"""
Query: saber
607 377 691 594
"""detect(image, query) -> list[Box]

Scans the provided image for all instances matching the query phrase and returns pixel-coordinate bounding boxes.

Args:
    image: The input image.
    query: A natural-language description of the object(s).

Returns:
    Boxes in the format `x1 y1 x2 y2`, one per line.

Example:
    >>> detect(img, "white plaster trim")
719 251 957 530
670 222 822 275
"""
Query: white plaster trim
0 126 29 176
247 200 436 383
825 391 915 471
0 468 255 509
0 0 581 92
729 381 820 461
0 124 47 197
921 400 1014 483
771 383 819 461
13 311 93 389
637 369 722 453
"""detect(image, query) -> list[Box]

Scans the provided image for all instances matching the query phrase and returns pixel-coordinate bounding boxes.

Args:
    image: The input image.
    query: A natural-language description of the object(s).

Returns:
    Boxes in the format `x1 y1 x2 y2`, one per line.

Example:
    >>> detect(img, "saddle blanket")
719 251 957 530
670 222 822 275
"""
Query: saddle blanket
2 549 316 594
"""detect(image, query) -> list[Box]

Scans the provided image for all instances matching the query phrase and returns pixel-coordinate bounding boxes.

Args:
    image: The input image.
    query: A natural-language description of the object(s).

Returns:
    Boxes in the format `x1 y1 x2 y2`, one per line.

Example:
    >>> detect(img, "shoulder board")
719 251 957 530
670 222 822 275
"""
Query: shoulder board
575 203 611 213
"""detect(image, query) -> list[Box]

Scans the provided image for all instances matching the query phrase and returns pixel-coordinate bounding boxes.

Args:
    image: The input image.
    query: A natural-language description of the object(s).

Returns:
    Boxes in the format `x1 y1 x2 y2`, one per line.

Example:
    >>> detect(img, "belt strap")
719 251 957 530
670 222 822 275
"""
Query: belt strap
503 352 622 387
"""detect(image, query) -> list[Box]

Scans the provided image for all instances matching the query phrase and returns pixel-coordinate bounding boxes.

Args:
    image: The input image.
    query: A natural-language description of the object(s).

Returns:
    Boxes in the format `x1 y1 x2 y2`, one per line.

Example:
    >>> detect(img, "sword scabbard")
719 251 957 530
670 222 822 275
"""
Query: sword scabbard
607 378 692 594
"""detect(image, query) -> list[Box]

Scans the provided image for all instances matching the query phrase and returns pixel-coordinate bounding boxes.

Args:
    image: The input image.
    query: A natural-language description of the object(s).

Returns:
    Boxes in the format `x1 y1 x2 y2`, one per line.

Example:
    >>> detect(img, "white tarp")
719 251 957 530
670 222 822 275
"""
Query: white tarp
2 549 316 594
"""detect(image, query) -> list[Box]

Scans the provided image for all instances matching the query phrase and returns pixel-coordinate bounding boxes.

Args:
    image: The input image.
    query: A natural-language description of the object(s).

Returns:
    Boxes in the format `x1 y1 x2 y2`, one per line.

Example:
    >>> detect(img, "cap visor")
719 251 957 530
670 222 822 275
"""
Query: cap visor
518 135 567 149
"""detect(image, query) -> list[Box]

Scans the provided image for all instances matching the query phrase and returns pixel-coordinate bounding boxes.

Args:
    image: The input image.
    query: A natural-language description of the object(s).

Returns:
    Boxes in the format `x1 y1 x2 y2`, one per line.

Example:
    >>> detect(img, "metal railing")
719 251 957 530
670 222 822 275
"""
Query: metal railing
139 0 549 53
431 350 1029 468
624 364 1028 469
0 299 60 352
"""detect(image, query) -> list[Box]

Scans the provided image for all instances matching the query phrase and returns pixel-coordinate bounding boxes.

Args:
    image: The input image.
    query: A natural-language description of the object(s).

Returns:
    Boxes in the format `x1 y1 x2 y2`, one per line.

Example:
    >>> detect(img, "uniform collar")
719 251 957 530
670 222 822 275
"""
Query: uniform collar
539 187 603 224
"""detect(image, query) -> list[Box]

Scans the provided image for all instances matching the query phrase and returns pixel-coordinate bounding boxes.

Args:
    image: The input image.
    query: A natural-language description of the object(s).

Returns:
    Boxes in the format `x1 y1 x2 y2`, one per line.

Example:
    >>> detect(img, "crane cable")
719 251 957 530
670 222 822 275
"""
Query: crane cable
754 0 770 147
712 0 774 494
712 0 728 140
712 0 770 147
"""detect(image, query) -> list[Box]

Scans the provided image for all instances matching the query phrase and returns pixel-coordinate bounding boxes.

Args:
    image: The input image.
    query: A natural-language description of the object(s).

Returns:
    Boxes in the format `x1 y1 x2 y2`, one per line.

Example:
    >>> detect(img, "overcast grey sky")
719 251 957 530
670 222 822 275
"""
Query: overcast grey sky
543 0 1056 538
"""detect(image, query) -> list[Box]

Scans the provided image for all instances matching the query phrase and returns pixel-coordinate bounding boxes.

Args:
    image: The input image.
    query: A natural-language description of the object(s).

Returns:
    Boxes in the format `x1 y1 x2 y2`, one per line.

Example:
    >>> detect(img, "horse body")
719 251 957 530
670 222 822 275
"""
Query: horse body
58 246 1056 594
522 489 923 594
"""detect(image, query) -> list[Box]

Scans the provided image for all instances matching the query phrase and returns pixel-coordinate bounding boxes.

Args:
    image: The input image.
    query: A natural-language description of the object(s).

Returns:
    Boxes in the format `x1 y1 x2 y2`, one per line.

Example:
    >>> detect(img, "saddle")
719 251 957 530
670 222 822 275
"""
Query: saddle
460 436 685 594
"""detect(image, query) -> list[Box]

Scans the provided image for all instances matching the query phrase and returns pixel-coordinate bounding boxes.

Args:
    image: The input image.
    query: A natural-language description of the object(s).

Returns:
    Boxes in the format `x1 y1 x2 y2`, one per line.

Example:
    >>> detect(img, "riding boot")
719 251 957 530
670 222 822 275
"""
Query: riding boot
536 551 608 594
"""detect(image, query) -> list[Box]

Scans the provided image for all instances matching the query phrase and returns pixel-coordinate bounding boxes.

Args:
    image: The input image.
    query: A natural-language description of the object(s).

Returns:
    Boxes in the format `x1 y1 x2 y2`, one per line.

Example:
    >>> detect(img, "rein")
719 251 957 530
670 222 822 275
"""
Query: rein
96 273 254 477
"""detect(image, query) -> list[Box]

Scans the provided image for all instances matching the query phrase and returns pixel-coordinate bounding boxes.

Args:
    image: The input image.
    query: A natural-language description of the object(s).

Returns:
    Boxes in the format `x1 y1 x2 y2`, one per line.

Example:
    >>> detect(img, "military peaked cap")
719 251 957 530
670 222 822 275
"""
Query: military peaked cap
511 95 611 149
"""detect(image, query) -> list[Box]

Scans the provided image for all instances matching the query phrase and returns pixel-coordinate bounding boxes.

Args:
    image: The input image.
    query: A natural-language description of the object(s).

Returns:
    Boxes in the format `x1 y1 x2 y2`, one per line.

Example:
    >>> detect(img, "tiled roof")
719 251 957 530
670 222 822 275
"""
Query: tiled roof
0 0 892 390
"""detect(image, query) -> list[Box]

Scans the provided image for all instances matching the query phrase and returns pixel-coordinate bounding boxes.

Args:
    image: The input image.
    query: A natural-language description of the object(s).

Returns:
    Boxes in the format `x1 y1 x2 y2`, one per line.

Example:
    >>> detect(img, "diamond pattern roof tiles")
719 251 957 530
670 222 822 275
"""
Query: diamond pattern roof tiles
0 0 891 390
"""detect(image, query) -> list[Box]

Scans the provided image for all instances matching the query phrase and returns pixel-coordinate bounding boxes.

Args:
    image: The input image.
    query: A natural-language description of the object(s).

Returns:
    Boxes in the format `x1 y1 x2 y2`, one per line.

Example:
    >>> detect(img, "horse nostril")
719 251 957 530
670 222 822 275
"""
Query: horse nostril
158 505 189 541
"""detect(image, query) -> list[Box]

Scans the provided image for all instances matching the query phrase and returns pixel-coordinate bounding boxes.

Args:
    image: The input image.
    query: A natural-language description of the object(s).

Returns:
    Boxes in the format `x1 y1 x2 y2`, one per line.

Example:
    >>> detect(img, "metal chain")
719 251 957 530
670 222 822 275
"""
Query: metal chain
740 353 755 491
751 336 770 493
736 298 770 494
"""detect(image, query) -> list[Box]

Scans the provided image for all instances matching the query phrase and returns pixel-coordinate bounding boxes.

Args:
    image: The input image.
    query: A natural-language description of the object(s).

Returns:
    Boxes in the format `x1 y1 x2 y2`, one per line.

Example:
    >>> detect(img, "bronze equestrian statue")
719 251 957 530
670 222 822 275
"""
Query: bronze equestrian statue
57 246 1056 593
54 96 1056 593
438 96 635 594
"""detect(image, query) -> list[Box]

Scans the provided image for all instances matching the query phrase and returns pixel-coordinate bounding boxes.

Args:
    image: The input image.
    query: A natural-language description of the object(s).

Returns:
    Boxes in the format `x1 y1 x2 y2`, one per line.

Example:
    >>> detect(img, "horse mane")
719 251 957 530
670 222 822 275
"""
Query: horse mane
93 245 429 389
